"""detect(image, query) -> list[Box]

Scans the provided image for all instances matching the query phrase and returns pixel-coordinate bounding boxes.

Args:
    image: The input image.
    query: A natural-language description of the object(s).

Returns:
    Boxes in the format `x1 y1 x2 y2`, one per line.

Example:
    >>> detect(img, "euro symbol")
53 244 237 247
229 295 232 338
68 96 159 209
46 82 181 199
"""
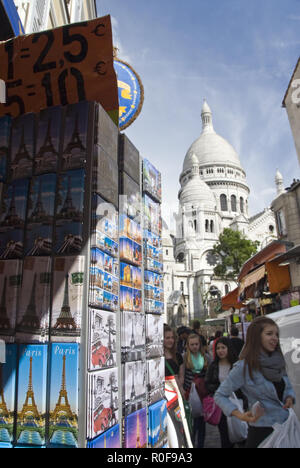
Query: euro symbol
92 24 105 37
94 61 107 75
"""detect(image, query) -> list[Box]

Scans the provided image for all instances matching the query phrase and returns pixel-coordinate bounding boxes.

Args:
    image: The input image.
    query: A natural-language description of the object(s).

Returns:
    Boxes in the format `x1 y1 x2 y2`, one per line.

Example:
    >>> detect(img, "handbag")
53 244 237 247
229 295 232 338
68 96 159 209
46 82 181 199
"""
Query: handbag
259 408 300 448
202 395 222 425
193 374 208 401
189 382 203 418
226 393 248 443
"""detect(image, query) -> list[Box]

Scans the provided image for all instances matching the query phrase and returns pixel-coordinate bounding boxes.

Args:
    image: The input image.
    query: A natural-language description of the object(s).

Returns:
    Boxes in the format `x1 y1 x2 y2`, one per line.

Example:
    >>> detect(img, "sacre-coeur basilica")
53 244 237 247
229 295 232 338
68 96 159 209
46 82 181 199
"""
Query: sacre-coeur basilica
163 100 281 326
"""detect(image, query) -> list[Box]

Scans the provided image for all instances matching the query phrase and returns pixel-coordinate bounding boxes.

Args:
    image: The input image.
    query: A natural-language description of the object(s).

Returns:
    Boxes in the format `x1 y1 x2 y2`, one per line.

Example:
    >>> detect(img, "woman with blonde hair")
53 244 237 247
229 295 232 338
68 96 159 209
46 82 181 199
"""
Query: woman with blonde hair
214 316 296 448
183 333 210 448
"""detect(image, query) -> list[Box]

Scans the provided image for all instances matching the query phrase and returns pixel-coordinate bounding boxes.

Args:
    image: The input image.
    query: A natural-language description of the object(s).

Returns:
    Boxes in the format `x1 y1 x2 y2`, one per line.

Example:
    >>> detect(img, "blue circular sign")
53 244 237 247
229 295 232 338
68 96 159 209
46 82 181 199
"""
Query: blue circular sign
114 59 144 130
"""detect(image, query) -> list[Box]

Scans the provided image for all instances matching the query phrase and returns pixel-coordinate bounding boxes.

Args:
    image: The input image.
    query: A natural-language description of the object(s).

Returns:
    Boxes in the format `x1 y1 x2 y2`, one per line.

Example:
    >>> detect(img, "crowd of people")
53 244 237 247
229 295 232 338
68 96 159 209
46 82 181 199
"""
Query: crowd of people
164 317 297 449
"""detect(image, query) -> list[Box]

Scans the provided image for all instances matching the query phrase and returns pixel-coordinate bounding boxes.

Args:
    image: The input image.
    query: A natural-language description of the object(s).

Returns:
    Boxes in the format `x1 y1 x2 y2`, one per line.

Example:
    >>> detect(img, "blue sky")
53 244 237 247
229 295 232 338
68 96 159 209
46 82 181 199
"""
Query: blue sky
97 0 300 231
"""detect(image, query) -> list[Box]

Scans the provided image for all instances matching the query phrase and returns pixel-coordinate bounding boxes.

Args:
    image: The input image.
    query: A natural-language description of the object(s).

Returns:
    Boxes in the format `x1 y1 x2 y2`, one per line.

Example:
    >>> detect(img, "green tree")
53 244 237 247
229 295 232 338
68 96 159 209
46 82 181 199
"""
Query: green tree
212 228 259 281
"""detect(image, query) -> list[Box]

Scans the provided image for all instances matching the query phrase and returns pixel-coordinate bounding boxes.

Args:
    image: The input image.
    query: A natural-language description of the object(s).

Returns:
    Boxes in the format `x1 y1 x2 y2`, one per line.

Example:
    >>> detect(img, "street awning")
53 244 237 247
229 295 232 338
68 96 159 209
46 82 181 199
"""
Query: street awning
266 260 291 294
268 244 300 266
239 264 266 294
238 240 292 281
221 287 243 310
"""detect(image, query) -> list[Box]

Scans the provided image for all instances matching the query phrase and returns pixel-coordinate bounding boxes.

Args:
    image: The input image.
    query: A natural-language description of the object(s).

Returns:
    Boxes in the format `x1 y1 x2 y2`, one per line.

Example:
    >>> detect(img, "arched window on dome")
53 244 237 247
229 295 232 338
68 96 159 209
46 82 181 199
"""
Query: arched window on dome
194 219 197 232
210 220 214 233
240 197 244 214
231 195 237 212
220 194 228 211
205 219 209 232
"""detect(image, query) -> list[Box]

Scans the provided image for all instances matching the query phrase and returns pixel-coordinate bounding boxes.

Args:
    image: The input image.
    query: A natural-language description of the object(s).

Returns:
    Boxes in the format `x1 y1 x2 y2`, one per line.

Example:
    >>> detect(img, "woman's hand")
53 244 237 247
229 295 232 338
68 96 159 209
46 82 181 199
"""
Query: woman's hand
231 404 265 424
240 411 264 424
283 397 294 409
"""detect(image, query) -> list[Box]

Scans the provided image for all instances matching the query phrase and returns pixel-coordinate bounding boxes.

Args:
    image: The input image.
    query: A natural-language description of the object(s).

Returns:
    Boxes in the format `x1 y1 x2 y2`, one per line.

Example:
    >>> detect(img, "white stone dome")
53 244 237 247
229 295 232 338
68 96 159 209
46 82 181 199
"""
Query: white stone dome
183 100 243 172
184 133 242 171
179 176 216 208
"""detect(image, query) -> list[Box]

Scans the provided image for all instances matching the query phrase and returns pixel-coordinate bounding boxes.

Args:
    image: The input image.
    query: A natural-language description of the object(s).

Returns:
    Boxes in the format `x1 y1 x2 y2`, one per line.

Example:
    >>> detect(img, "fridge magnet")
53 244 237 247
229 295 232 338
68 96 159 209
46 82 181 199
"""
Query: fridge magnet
89 308 117 371
87 368 119 439
132 241 142 266
26 174 56 224
62 101 90 171
120 285 133 312
119 171 141 222
119 237 133 264
48 343 79 447
56 169 85 223
93 145 118 208
34 106 63 174
87 423 120 448
95 102 118 163
104 253 118 278
16 257 51 343
0 228 24 259
54 221 83 255
142 158 162 203
0 344 17 443
121 311 145 362
0 179 29 231
102 290 118 312
10 113 35 180
146 314 164 359
51 256 85 343
89 270 103 308
147 357 165 405
148 399 167 448
0 259 22 340
132 289 142 313
123 360 146 415
25 174 56 256
124 408 147 448
92 193 118 244
118 134 140 184
16 344 48 446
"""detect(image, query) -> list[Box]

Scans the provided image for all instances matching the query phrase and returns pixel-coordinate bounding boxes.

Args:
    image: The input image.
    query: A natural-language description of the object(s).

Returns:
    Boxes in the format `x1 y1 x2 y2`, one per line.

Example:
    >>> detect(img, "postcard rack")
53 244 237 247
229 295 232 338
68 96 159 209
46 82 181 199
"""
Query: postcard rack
0 102 166 449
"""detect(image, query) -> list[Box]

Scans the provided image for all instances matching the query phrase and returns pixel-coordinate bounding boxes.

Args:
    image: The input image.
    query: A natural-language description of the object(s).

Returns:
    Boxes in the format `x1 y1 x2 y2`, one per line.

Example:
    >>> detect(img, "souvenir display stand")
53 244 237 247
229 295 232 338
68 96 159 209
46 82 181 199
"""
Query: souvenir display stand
0 102 166 448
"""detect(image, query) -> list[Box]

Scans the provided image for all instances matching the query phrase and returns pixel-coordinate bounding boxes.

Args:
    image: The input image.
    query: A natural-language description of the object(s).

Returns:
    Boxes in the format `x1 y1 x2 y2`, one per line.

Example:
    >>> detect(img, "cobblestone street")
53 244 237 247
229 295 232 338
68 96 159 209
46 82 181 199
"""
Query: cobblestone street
204 424 221 448
203 423 246 448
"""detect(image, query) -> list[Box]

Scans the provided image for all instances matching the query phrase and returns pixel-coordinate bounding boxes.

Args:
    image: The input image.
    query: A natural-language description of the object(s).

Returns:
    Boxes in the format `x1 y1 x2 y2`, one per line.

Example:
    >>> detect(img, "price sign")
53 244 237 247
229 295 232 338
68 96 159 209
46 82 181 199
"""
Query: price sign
0 15 119 124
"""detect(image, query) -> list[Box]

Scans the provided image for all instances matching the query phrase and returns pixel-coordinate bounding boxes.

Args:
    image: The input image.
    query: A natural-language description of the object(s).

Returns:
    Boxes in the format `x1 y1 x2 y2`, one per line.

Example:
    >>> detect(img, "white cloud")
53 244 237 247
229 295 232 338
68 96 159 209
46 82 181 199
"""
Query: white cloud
110 16 132 63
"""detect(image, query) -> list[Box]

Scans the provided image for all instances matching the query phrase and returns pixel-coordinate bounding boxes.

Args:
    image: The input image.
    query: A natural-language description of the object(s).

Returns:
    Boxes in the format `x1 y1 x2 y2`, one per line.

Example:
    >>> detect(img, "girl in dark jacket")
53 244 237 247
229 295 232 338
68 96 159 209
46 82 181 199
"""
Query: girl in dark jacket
205 337 239 448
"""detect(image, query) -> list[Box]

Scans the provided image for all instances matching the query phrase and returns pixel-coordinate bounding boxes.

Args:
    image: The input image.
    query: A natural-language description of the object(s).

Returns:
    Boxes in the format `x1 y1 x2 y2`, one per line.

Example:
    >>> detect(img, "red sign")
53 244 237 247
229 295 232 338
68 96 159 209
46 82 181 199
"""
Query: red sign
0 15 119 124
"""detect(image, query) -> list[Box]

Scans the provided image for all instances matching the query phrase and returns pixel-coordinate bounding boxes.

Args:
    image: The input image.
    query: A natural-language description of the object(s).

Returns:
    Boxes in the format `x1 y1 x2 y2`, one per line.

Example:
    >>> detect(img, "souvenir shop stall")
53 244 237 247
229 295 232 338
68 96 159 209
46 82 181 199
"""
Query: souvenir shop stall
221 239 300 339
0 17 167 449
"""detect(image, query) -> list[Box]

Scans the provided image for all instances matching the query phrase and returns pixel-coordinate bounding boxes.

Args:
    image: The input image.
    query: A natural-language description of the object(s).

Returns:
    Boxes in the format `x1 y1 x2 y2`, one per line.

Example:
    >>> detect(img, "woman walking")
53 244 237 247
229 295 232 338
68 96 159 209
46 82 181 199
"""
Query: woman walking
183 333 210 448
205 337 239 448
214 317 296 448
